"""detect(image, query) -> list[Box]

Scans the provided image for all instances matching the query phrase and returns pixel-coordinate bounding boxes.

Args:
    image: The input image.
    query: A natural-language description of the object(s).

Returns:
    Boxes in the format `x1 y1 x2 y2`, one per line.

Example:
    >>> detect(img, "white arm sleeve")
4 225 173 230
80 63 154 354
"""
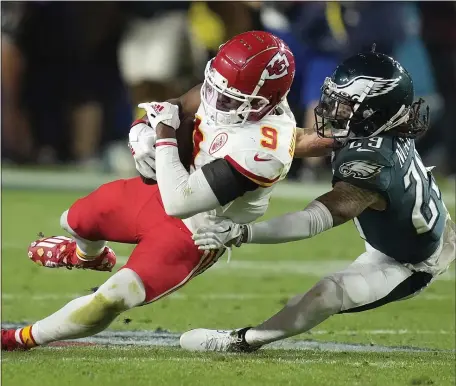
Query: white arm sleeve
247 200 334 244
155 139 221 219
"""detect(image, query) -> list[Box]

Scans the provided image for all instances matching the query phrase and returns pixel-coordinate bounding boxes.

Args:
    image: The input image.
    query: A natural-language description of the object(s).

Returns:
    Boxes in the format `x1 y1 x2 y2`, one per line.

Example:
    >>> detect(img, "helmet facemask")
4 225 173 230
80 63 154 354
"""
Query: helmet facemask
201 61 269 126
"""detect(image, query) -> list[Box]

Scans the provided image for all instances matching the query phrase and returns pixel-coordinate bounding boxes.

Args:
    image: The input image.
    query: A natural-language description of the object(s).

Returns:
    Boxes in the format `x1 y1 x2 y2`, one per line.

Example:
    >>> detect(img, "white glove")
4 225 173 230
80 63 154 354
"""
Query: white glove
192 215 248 251
128 121 157 179
138 101 180 131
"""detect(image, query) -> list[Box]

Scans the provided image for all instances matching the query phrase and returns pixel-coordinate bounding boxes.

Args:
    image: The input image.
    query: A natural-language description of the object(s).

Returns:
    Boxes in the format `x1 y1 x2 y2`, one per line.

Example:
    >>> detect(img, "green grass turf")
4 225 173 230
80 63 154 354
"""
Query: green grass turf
2 188 455 385
3 348 454 386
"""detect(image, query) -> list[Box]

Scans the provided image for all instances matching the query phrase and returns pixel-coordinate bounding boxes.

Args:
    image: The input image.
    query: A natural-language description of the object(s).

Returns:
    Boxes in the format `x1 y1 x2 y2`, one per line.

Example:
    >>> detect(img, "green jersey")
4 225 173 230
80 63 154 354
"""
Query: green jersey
332 135 446 264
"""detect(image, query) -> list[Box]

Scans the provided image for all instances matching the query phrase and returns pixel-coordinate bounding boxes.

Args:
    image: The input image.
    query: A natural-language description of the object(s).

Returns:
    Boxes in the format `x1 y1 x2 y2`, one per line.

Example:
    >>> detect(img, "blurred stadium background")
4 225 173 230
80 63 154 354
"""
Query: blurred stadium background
2 1 455 189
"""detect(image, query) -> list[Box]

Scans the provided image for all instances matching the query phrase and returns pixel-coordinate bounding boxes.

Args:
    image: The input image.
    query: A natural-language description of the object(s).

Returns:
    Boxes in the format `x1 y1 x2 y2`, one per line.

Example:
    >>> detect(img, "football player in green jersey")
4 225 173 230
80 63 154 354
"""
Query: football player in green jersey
180 50 455 353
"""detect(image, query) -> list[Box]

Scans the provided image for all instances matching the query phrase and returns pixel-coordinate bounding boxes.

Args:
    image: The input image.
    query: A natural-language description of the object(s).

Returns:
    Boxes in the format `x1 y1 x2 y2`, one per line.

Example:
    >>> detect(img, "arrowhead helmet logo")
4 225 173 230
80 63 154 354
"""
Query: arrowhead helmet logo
265 52 290 80
339 160 384 179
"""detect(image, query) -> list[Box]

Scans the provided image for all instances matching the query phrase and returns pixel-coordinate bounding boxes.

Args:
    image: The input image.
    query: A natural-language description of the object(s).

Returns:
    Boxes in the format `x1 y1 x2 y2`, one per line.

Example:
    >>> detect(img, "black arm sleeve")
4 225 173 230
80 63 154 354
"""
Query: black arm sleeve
201 159 259 205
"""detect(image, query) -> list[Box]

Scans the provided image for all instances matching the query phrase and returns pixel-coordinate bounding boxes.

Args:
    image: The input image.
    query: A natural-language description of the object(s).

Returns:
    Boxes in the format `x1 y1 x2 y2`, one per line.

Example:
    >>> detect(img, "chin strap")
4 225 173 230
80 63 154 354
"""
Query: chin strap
367 104 410 138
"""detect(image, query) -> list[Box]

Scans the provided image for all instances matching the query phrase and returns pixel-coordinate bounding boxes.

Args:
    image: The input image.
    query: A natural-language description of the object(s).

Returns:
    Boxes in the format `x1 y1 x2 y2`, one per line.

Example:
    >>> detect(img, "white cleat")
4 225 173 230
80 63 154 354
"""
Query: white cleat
179 328 259 353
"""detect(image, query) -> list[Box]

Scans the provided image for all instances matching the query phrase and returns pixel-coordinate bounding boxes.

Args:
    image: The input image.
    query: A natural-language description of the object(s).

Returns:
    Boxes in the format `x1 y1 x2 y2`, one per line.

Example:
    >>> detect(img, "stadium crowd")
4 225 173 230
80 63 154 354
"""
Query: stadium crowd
2 1 455 180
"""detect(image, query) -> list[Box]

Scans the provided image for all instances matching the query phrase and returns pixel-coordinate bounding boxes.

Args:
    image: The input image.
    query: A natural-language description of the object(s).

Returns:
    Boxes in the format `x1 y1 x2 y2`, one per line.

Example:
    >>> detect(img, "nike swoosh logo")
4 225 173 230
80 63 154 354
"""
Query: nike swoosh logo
254 154 272 162
356 148 375 152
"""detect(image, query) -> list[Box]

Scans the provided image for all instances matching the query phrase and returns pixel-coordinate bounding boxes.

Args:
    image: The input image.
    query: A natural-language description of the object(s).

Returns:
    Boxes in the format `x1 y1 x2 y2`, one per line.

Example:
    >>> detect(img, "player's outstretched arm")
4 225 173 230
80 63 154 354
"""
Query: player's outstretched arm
172 90 337 160
315 181 384 227
193 181 384 250
293 128 336 158
244 181 384 244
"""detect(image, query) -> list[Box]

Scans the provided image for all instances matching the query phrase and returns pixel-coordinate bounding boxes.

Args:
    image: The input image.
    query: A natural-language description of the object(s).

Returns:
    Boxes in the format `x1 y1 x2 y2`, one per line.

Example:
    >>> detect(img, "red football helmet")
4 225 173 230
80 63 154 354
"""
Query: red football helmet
201 30 296 126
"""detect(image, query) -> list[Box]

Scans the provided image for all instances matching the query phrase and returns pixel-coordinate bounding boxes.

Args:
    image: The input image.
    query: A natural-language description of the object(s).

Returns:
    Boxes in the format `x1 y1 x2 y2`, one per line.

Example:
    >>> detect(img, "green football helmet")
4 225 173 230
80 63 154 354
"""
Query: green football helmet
314 51 429 139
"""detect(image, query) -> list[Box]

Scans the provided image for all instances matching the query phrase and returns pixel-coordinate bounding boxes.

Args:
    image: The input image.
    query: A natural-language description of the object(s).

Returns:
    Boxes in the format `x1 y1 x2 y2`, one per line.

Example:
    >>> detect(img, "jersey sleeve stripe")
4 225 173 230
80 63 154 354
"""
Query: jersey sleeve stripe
224 155 280 187
156 141 178 148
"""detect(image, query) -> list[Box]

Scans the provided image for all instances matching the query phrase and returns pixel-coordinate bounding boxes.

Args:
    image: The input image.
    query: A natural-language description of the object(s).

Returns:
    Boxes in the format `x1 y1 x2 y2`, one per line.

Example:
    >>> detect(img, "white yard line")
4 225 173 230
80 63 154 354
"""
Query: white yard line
1 323 453 353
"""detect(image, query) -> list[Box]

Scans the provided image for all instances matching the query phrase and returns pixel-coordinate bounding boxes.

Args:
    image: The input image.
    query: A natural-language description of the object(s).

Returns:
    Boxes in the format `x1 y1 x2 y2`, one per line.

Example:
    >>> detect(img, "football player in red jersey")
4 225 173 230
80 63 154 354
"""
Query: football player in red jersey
2 31 334 351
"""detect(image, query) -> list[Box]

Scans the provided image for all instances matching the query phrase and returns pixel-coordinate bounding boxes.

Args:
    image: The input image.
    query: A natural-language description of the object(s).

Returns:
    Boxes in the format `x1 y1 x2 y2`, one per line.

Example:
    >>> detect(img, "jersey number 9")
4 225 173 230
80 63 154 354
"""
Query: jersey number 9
261 126 278 150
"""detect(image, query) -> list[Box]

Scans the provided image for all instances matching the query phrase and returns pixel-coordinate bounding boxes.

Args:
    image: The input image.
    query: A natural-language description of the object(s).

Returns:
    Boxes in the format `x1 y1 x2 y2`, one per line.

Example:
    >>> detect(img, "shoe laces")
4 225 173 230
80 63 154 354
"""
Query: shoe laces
204 330 242 351
58 242 83 271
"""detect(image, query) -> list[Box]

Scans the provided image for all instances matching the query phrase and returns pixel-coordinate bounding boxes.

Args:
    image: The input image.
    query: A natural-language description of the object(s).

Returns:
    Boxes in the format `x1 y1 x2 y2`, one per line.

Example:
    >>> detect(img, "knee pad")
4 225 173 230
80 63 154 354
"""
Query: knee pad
95 268 146 311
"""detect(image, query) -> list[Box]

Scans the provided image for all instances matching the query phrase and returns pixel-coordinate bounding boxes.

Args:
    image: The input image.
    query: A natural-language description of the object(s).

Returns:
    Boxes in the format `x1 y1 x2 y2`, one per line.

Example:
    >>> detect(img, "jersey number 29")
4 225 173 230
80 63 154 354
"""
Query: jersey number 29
403 150 441 234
